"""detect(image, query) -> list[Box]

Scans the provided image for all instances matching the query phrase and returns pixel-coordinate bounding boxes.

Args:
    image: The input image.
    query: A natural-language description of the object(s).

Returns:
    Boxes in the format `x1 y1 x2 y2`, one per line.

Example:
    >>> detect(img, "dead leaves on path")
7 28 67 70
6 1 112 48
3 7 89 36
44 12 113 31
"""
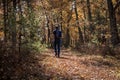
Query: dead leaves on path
2 49 119 80
38 50 120 80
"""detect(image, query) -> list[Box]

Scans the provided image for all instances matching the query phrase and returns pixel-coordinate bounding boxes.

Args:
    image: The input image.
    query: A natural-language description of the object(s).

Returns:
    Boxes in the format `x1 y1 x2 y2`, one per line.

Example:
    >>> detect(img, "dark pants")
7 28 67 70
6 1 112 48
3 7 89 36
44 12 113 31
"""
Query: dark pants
54 40 61 57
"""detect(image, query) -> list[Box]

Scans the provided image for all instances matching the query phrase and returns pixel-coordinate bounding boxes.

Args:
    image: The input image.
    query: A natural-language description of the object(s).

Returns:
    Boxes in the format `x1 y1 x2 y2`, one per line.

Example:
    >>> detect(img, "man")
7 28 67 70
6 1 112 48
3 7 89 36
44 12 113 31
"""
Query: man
53 26 62 57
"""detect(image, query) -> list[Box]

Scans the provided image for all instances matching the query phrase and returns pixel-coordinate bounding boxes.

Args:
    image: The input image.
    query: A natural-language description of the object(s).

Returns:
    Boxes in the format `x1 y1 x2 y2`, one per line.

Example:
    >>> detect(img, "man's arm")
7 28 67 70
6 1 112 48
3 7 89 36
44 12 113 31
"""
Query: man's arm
59 31 62 38
53 30 56 35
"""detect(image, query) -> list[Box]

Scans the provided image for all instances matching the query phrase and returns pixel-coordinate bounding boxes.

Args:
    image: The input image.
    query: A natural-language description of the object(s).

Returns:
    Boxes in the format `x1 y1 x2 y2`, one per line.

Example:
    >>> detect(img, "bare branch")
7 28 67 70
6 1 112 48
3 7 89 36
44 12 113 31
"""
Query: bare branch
114 0 120 11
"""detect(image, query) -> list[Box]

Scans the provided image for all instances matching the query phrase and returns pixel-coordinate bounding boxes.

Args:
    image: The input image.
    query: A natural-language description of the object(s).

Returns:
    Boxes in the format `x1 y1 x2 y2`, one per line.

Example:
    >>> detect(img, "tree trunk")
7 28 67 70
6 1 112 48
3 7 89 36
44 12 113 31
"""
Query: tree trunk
41 0 50 45
12 0 17 52
60 0 63 31
45 14 50 46
82 6 87 43
65 24 70 47
65 3 73 47
74 0 84 44
107 0 119 46
2 0 7 42
18 0 23 53
86 0 93 33
60 10 63 31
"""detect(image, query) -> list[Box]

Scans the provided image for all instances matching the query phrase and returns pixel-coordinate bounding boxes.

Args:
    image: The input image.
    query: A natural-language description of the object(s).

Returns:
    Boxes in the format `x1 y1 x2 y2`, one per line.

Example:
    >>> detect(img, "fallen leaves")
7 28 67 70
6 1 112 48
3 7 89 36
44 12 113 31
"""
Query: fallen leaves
1 49 119 80
37 50 119 80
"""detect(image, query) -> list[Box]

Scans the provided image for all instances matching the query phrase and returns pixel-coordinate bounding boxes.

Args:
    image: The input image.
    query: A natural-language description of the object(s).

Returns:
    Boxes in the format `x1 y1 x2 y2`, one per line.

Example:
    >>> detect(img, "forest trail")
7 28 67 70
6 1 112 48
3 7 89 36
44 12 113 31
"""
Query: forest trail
18 49 120 80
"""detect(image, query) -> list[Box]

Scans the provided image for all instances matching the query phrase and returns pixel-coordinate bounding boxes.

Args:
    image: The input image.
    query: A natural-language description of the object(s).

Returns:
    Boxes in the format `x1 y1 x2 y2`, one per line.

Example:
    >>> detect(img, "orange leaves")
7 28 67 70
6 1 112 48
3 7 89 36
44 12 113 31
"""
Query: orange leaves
0 31 4 40
37 50 119 80
9 49 119 79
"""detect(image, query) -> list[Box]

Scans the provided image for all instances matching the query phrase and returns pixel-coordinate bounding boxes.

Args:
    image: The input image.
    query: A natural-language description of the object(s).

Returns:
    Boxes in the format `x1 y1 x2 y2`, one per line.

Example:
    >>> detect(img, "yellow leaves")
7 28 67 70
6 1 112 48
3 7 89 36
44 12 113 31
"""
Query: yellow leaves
25 49 119 79
0 31 4 38
117 70 120 79
112 0 117 4
48 0 62 8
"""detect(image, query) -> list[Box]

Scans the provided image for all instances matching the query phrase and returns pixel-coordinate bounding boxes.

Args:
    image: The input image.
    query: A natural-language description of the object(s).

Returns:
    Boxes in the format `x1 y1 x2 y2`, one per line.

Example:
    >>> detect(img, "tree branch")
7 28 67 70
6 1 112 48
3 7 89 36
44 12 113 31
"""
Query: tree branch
114 0 120 11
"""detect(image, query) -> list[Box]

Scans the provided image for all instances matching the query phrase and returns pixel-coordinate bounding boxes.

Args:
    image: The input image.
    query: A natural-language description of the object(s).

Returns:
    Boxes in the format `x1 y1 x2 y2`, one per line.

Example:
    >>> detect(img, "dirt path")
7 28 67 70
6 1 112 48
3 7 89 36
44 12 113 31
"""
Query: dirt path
32 49 119 80
17 49 120 80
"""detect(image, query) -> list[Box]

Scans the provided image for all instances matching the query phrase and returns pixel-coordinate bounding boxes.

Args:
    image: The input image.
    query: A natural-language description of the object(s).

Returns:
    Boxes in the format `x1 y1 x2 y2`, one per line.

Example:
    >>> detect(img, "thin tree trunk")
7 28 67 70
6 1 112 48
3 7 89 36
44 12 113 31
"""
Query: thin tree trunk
65 24 70 47
60 10 63 31
65 4 73 47
60 0 63 31
41 0 50 45
46 12 50 45
86 0 93 33
18 0 23 53
2 0 7 42
12 0 17 53
74 0 84 44
107 0 119 46
82 6 87 43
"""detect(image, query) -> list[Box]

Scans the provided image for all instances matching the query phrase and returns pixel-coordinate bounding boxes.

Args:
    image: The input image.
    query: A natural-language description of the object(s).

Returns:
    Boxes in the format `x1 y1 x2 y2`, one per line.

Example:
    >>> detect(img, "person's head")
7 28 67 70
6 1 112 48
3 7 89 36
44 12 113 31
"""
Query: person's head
55 26 59 30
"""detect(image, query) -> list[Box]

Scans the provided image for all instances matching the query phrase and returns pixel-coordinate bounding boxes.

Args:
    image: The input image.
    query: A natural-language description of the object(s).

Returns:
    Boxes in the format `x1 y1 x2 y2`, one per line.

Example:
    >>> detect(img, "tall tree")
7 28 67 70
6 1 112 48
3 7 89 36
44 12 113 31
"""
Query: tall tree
18 0 23 53
12 0 17 52
2 0 7 42
73 0 83 43
114 0 120 11
60 0 63 31
107 0 119 46
86 0 93 33
65 2 73 47
41 0 50 45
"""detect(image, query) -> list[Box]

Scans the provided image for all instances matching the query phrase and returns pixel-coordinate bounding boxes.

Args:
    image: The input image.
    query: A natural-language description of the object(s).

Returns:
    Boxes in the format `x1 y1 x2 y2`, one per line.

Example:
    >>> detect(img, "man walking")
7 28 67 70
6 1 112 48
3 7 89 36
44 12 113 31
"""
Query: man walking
53 26 62 57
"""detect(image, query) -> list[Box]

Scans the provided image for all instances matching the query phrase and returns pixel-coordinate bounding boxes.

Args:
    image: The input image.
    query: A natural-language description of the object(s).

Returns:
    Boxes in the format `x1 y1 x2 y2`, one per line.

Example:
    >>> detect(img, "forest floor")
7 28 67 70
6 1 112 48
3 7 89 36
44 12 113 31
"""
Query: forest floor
12 49 120 80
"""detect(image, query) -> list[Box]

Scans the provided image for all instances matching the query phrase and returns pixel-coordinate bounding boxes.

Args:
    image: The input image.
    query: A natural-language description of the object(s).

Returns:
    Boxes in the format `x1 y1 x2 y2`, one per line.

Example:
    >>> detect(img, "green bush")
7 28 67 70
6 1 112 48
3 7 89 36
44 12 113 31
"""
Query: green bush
21 41 46 53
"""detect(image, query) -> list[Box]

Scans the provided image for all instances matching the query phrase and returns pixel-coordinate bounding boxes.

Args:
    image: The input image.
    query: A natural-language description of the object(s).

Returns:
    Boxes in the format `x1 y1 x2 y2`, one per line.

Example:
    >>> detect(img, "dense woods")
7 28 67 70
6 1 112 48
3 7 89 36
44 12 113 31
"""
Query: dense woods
0 0 120 49
0 0 120 80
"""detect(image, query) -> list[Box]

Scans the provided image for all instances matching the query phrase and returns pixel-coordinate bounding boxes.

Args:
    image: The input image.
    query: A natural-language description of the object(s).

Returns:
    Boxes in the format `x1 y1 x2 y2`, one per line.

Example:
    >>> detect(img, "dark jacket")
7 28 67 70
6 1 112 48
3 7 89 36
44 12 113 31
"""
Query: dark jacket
53 30 62 41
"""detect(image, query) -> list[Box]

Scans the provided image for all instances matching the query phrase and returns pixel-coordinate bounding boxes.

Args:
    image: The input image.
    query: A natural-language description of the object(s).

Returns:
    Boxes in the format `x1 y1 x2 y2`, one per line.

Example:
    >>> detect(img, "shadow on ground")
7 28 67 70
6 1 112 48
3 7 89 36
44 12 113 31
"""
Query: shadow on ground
0 49 85 80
